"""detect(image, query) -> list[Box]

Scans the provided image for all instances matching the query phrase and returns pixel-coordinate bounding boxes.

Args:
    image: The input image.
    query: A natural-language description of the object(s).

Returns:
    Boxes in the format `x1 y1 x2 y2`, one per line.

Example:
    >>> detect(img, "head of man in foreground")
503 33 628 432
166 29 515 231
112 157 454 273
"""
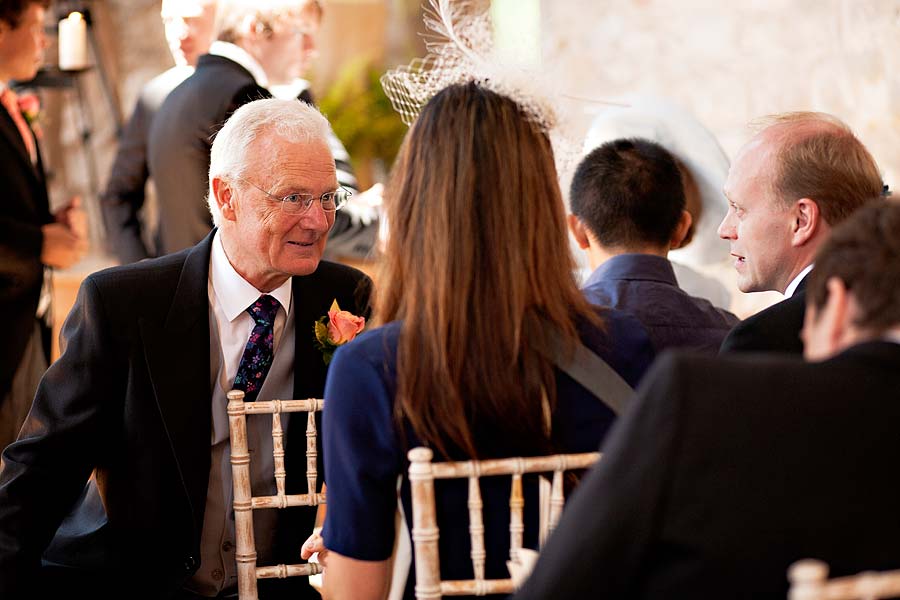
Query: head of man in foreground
802 199 900 361
719 112 882 294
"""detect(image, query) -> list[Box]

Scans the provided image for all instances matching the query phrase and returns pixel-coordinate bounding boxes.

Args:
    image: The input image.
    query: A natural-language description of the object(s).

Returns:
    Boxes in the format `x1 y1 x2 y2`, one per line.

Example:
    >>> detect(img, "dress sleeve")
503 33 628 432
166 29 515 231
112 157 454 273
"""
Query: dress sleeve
321 336 404 561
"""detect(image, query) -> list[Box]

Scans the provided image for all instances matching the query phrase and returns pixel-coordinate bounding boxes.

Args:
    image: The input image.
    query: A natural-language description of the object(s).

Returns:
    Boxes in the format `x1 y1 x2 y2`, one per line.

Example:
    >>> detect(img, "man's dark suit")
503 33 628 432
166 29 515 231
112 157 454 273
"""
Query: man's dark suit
0 232 371 599
101 66 192 263
513 342 900 600
720 276 808 354
0 93 51 400
147 54 359 260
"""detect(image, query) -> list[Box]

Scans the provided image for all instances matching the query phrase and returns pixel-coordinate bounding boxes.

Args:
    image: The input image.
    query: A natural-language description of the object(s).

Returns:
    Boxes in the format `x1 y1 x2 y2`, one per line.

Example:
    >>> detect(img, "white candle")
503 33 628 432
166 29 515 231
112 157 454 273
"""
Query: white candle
58 12 88 71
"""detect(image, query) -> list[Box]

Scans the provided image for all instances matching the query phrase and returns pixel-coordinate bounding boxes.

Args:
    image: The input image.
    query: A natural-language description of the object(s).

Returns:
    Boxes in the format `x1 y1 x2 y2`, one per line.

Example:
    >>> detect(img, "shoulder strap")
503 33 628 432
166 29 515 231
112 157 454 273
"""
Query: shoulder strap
536 320 633 415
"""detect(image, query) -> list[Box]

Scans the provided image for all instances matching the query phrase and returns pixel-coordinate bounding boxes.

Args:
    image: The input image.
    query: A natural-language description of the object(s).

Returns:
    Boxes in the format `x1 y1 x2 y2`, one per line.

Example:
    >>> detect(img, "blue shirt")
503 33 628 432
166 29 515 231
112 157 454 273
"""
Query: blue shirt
583 254 740 354
321 311 654 598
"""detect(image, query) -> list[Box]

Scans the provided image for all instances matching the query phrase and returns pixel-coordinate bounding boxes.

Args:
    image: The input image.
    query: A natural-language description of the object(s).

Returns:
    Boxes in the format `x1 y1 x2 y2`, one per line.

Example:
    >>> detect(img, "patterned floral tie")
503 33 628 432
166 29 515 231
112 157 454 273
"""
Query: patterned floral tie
232 294 281 402
1 88 37 164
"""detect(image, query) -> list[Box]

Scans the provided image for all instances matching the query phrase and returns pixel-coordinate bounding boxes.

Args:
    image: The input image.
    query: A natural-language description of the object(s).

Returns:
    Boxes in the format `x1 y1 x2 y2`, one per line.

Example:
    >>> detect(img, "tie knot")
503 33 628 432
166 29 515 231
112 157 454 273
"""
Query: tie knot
246 294 280 326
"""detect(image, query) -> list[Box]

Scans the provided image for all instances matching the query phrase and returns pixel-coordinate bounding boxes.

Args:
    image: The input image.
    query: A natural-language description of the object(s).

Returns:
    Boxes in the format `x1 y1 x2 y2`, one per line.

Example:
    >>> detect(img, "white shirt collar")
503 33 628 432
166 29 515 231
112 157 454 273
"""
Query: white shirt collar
208 41 269 88
210 231 292 321
269 78 310 101
785 264 814 298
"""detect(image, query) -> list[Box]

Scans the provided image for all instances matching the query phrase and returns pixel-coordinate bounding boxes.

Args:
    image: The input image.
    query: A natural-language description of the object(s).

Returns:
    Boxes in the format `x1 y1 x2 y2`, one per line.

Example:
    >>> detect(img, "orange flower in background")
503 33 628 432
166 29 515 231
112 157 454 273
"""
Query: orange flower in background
16 92 42 139
313 299 366 365
17 93 40 122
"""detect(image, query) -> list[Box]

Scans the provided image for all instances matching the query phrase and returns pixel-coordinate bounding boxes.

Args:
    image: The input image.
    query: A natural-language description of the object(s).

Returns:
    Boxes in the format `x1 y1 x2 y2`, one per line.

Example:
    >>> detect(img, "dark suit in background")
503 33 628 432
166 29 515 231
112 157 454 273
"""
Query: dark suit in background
0 91 52 446
513 342 900 600
720 276 807 354
100 65 194 264
0 232 371 599
146 54 362 261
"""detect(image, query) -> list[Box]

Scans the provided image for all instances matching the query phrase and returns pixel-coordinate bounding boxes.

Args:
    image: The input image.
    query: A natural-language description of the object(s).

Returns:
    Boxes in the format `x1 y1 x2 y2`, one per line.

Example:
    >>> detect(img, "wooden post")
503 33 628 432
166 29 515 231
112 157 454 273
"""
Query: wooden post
306 410 318 501
408 447 441 600
227 390 258 600
467 466 486 582
271 400 287 504
788 559 828 600
546 454 566 542
508 459 524 563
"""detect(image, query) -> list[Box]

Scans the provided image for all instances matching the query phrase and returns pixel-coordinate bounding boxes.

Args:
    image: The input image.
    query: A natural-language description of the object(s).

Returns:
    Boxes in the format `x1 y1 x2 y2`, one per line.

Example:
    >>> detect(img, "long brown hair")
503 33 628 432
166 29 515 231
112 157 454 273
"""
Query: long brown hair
377 82 601 459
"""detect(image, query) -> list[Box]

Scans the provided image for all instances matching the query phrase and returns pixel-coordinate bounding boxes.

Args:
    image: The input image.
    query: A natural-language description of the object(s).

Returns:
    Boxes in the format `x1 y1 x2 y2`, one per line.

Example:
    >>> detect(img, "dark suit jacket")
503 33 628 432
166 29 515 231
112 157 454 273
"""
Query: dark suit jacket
513 342 900 600
720 276 808 354
101 66 192 263
146 54 359 261
0 231 371 599
0 94 52 399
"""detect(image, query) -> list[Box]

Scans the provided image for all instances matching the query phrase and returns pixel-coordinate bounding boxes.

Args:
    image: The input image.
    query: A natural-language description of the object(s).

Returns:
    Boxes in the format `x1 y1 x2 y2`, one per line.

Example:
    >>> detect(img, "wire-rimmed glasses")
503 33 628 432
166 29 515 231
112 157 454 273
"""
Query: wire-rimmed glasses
237 177 351 215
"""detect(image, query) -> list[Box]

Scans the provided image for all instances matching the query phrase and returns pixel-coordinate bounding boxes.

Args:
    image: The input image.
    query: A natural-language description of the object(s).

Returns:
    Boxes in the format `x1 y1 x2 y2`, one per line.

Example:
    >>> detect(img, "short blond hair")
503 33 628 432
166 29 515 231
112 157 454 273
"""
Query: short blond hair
215 0 321 43
757 112 883 226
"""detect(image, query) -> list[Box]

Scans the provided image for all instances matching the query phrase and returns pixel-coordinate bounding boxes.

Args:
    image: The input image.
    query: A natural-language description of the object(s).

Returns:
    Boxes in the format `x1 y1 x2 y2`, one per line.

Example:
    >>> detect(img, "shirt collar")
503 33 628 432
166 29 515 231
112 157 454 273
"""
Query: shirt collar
785 264 814 298
208 41 269 88
210 231 292 322
584 253 679 288
269 78 310 100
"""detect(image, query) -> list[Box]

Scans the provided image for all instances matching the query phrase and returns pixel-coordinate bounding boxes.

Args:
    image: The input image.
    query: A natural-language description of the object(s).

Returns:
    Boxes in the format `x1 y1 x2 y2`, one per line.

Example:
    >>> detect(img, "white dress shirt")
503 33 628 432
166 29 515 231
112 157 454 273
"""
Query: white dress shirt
785 264 814 298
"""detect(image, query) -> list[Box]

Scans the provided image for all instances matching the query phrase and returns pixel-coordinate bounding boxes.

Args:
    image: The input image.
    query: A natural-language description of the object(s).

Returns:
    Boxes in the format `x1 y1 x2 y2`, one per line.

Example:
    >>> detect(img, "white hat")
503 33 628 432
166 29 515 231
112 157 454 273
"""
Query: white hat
582 95 731 267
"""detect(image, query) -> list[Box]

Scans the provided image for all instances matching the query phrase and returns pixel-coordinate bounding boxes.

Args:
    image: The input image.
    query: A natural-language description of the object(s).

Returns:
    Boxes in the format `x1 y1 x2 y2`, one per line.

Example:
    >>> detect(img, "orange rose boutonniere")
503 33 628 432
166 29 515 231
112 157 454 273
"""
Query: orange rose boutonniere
313 299 366 365
17 93 42 139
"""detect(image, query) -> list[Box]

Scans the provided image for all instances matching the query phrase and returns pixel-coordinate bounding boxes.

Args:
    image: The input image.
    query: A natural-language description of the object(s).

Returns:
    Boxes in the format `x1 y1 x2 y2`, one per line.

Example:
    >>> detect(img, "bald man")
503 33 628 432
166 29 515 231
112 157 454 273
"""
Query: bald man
717 112 883 354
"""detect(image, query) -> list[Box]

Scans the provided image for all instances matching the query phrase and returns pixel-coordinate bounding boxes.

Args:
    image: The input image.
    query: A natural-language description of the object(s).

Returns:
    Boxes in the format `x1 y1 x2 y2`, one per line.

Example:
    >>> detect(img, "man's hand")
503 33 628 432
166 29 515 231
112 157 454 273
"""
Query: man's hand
301 529 329 567
42 198 88 269
54 196 88 239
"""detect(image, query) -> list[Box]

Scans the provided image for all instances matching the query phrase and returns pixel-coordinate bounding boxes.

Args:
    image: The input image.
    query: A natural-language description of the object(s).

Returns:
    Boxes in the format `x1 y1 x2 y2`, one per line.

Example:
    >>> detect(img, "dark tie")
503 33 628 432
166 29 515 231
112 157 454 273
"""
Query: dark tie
232 294 281 402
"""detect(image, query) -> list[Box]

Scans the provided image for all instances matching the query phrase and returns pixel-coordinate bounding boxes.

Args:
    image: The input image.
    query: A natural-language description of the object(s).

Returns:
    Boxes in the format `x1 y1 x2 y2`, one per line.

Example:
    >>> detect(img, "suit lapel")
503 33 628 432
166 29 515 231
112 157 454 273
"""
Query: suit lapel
0 105 39 179
141 234 214 527
291 272 333 399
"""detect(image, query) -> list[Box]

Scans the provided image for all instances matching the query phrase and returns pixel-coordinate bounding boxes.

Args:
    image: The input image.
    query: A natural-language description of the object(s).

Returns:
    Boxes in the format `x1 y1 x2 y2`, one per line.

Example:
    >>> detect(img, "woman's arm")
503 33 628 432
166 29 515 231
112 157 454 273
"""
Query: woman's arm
323 551 393 600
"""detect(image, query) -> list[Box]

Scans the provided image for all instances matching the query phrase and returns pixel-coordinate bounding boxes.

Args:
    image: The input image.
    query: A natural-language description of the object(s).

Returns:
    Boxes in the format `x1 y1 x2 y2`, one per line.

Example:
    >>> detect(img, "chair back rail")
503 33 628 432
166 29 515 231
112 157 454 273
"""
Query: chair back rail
227 390 325 600
408 446 600 599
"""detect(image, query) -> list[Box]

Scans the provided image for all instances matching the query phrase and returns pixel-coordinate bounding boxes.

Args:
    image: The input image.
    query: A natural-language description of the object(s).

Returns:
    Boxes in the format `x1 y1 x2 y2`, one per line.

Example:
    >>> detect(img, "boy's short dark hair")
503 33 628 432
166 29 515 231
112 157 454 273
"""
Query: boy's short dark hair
570 138 685 249
0 0 49 28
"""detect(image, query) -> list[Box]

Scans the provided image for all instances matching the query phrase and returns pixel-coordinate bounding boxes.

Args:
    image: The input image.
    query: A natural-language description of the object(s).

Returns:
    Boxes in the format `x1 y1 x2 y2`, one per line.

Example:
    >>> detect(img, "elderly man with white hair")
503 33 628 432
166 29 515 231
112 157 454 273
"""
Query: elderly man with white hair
0 98 371 600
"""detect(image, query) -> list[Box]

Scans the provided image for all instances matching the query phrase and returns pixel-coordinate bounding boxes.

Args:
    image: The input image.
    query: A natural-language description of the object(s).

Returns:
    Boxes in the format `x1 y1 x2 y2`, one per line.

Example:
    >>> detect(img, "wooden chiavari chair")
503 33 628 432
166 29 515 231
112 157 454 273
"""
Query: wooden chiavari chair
407 446 600 599
226 389 325 600
789 559 900 600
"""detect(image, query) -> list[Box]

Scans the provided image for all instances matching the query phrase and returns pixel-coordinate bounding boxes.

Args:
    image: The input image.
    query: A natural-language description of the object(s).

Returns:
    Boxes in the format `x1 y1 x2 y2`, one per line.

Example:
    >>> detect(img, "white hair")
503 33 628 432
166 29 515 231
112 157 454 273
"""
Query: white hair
208 97 332 225
215 0 320 43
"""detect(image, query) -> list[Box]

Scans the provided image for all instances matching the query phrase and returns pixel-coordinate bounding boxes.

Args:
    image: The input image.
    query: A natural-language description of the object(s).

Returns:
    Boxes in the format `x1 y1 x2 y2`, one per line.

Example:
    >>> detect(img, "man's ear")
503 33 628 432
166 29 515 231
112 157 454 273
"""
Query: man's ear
669 209 694 250
211 177 237 222
567 214 591 250
791 198 821 247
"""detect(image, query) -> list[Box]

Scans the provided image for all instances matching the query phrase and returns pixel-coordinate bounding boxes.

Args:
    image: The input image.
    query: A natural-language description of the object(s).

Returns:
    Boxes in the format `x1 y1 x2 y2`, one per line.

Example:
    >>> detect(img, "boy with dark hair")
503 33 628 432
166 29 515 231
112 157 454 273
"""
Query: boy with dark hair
569 138 738 353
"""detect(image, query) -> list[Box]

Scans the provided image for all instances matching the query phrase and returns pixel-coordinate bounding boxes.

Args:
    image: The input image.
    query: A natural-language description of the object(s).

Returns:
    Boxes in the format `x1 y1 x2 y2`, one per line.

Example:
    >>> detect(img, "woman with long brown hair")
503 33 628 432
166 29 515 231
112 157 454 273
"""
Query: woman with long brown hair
314 82 654 599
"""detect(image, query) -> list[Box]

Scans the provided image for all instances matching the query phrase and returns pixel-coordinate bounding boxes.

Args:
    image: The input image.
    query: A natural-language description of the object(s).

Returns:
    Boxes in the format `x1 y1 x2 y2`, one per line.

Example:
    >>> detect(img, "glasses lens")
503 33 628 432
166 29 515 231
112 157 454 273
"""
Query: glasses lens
330 188 350 211
281 193 310 214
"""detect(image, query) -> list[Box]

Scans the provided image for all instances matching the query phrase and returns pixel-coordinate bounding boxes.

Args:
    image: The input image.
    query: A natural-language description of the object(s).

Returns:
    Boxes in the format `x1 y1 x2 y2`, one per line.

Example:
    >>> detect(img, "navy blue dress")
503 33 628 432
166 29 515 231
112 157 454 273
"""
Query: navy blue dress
321 310 654 599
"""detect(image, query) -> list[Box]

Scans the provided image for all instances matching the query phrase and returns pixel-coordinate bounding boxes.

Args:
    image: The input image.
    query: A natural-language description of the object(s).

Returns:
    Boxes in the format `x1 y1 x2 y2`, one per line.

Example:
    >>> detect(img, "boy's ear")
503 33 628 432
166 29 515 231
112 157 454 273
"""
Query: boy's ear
669 210 694 250
567 214 591 250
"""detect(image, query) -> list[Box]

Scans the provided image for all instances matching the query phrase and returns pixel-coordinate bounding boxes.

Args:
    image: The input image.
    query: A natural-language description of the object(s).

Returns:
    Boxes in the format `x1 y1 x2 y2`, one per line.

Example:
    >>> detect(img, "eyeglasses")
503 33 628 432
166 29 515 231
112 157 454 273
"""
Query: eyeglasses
237 178 350 215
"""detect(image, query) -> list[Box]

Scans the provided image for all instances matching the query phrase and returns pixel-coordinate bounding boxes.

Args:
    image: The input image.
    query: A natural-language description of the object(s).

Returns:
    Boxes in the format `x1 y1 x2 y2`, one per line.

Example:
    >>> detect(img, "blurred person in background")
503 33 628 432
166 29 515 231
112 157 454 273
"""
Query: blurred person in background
147 0 379 264
101 0 218 264
0 0 87 451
